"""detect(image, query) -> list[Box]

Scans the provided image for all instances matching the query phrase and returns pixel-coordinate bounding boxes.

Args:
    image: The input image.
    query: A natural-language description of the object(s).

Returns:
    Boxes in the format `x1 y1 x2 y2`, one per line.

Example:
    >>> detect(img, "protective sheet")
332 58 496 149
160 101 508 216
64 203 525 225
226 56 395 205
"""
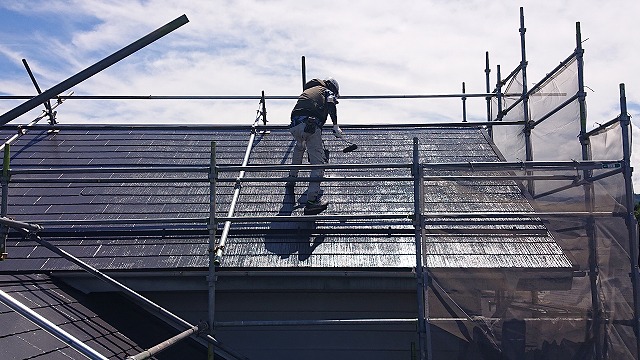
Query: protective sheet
491 68 527 162
430 54 639 359
529 58 583 162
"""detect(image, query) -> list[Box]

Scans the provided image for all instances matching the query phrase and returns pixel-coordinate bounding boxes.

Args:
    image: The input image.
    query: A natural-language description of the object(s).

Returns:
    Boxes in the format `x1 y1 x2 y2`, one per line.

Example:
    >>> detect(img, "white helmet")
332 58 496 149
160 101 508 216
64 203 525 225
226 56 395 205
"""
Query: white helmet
324 77 339 96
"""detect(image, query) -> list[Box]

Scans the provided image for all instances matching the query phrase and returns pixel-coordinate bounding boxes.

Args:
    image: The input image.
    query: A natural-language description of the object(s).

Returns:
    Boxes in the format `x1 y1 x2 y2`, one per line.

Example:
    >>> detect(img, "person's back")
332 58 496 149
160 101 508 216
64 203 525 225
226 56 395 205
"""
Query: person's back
291 78 335 126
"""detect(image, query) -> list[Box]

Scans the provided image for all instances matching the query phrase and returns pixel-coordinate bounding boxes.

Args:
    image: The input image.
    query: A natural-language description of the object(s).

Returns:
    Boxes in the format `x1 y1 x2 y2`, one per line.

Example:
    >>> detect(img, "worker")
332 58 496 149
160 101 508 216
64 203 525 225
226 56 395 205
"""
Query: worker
287 77 343 215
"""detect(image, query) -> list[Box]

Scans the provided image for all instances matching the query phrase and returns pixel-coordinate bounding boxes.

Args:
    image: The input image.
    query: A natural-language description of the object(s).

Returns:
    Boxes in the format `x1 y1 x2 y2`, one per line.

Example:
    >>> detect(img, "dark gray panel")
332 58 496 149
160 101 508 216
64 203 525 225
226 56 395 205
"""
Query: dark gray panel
0 274 145 359
0 126 573 276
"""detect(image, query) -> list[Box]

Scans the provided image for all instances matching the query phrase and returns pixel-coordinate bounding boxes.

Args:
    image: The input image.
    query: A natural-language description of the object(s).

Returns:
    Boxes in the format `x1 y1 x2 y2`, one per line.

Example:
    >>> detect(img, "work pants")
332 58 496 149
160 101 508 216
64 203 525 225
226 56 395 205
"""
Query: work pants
289 122 326 202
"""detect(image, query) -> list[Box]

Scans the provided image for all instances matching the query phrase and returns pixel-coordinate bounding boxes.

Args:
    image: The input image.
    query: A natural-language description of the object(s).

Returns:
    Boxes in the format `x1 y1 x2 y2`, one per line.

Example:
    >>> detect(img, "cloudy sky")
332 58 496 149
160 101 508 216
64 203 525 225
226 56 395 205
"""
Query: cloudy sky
0 0 638 189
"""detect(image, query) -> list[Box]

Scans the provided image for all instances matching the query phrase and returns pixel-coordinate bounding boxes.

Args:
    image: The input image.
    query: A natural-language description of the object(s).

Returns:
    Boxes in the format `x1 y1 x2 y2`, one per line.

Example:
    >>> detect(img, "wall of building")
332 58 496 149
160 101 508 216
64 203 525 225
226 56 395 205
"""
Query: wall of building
145 289 435 360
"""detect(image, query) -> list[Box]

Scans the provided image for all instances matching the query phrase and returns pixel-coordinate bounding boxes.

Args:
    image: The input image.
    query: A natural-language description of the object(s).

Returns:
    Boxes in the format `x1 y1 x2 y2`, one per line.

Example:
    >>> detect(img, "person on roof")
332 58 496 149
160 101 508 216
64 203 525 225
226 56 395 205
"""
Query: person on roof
287 77 343 215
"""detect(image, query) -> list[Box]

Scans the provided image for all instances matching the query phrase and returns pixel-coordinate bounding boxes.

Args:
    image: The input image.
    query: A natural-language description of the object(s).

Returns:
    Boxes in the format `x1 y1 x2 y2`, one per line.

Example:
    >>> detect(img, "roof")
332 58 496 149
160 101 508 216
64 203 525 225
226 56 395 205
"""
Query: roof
0 273 143 359
0 124 572 286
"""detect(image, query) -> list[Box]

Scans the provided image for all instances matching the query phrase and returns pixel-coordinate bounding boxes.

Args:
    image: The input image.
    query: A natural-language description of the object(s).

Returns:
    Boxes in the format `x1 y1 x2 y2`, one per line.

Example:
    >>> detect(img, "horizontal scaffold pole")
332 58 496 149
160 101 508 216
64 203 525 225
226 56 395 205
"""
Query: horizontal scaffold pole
9 178 208 184
215 318 419 327
420 174 579 181
30 217 209 227
0 93 496 101
216 176 415 183
420 211 621 218
420 160 622 172
9 160 619 175
0 216 43 234
217 214 412 222
9 165 208 175
217 160 622 173
217 163 412 172
0 121 527 132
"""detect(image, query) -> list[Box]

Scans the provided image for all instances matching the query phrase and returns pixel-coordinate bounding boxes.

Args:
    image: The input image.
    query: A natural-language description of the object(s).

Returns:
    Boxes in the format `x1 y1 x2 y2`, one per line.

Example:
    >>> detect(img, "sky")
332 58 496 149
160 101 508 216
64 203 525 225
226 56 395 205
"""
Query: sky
0 0 638 190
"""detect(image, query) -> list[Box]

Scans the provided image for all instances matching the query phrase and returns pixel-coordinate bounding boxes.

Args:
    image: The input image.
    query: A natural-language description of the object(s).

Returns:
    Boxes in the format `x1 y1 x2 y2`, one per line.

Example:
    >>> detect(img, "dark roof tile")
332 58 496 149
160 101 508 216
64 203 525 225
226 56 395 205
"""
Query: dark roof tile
0 274 145 358
0 126 572 281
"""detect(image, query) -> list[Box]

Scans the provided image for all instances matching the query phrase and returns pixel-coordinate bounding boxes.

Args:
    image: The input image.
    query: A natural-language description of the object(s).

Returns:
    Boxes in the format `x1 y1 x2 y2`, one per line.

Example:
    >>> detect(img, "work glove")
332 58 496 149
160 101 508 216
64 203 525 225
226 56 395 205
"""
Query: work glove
332 124 343 138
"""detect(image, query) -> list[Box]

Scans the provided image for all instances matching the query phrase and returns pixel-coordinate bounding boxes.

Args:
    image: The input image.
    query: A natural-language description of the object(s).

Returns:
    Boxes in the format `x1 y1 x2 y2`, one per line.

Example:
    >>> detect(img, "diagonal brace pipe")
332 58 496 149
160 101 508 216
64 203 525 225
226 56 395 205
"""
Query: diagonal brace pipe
0 289 109 360
0 14 189 125
27 233 247 359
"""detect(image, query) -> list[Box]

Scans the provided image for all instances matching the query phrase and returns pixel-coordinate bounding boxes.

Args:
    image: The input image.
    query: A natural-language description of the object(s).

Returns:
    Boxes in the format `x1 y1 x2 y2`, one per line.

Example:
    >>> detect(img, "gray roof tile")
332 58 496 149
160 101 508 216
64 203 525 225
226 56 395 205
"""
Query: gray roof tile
0 274 144 358
0 125 572 282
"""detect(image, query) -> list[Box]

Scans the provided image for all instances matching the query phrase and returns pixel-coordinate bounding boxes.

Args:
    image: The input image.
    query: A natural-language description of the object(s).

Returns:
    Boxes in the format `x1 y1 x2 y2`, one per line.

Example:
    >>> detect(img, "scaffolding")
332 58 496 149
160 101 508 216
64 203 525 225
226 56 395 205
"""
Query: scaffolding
0 6 637 360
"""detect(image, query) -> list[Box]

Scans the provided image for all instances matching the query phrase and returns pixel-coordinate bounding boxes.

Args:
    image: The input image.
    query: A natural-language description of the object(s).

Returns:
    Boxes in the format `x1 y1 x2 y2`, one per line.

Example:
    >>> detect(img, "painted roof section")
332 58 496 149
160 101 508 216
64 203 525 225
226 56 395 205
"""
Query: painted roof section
0 125 572 277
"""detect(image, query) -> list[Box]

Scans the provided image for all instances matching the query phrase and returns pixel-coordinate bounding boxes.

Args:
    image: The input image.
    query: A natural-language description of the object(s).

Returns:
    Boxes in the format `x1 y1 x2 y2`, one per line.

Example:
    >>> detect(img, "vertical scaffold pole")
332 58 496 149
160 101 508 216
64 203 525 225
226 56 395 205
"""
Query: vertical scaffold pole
0 145 10 260
519 7 534 196
485 52 493 137
619 83 640 358
301 56 307 88
576 21 602 360
260 91 267 125
208 141 217 360
413 137 432 360
461 82 467 123
496 65 503 122
576 22 588 134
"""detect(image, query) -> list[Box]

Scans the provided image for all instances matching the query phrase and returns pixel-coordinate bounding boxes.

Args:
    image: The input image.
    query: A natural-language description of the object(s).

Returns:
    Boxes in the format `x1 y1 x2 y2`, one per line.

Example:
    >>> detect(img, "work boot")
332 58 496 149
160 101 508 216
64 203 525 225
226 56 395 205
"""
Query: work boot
304 198 329 215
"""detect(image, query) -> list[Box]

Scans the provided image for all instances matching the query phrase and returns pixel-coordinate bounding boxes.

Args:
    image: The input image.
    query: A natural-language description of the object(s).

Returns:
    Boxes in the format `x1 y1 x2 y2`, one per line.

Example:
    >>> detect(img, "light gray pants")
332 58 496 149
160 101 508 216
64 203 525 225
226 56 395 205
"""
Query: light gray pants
289 122 326 202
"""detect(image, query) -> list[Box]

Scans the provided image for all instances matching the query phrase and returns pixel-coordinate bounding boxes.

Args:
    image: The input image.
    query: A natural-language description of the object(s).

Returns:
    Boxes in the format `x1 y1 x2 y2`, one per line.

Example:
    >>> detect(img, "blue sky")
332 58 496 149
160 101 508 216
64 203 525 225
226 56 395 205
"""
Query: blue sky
0 0 639 188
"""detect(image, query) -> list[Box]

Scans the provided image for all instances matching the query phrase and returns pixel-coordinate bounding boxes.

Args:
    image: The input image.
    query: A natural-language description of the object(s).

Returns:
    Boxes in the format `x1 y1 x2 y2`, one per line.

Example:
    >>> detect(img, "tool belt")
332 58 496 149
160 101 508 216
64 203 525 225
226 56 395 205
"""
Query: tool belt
291 116 321 134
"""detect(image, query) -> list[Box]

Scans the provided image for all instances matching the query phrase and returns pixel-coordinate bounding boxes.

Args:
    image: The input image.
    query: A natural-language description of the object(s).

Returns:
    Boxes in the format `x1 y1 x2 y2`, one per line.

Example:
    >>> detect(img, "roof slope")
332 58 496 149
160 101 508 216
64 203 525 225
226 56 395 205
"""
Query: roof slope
0 273 143 359
0 125 572 281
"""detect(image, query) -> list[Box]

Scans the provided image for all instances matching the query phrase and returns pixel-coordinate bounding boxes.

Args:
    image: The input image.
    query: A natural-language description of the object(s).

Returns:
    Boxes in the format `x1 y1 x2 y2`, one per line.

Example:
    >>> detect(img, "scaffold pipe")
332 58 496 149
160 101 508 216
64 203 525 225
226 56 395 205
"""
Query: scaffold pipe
214 126 260 265
619 83 640 358
0 15 189 125
215 318 418 327
126 324 203 360
0 289 109 360
28 234 247 360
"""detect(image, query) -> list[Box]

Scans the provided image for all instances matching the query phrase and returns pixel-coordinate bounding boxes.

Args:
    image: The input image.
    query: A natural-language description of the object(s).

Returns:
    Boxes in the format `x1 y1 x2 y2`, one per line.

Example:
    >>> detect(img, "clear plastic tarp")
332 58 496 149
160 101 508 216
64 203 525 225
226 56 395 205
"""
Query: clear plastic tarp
432 51 638 359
